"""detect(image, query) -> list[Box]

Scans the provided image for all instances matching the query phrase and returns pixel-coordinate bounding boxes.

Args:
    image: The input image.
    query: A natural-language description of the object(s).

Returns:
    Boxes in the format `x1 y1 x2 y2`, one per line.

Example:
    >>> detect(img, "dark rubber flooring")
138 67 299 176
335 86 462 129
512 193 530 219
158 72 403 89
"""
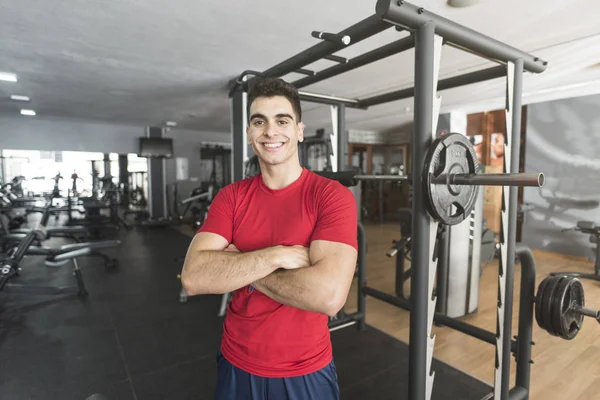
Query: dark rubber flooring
0 227 492 399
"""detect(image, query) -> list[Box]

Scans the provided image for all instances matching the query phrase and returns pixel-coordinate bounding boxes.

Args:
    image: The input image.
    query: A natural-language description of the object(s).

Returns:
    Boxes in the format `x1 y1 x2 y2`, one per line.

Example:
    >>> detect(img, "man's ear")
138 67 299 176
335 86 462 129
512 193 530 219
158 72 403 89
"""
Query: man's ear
298 121 305 142
246 126 251 145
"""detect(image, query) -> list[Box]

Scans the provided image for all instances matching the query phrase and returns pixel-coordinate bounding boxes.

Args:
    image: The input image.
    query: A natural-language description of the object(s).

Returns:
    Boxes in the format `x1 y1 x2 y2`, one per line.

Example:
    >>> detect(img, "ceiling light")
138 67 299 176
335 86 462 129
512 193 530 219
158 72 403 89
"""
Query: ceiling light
0 72 17 82
10 95 30 102
20 109 36 116
165 121 177 127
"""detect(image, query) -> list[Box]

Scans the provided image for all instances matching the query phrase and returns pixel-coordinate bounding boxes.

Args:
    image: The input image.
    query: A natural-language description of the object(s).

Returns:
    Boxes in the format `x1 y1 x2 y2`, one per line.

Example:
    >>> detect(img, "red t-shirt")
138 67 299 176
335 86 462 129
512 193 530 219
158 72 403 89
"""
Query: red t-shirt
198 168 358 378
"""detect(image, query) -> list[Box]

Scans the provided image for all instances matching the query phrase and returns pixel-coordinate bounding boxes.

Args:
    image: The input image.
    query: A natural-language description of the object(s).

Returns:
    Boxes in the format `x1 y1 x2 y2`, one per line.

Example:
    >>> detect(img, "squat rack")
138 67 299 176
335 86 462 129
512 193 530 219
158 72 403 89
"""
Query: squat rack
228 1 547 400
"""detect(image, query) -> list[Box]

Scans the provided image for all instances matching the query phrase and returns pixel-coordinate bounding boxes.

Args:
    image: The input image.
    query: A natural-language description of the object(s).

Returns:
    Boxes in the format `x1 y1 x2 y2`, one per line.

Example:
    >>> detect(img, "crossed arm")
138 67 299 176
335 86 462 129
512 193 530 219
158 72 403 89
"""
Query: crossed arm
180 232 358 317
252 240 357 316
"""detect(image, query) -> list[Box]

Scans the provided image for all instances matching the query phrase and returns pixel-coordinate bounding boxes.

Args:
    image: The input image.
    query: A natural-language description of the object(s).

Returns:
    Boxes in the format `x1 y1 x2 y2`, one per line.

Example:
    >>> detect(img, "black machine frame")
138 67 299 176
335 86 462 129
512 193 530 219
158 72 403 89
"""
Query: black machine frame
228 1 547 400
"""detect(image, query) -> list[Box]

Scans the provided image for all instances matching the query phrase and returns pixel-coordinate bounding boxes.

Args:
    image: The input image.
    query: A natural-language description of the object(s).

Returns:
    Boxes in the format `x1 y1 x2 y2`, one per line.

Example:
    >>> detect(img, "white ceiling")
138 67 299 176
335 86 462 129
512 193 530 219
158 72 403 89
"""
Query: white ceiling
1 0 600 135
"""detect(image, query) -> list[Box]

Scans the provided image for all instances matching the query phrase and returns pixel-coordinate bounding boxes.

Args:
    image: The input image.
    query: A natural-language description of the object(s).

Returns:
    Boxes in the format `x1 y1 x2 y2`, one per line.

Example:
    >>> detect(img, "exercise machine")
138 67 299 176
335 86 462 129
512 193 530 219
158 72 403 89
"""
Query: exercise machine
226 1 561 398
299 128 334 172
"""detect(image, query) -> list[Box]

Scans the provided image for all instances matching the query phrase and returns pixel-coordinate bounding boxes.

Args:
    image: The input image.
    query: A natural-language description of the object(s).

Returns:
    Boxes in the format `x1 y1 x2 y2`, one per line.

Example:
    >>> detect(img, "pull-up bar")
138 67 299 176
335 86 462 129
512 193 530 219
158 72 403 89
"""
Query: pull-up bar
376 0 547 73
247 14 391 86
293 35 415 89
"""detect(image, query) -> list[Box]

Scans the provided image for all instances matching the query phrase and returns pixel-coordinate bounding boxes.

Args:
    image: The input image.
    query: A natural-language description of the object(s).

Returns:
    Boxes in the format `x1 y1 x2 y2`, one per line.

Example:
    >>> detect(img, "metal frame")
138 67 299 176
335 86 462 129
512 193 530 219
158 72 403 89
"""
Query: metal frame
228 2 547 399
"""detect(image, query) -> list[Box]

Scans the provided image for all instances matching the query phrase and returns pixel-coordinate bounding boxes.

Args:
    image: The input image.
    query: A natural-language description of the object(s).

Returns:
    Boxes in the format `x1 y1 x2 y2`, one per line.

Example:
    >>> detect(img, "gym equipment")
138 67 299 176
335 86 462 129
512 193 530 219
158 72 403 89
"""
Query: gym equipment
180 186 215 230
315 133 543 227
328 222 367 332
299 128 334 172
424 133 479 225
550 221 600 282
244 155 261 178
0 227 120 296
535 275 600 340
230 1 547 398
200 145 232 189
480 227 497 264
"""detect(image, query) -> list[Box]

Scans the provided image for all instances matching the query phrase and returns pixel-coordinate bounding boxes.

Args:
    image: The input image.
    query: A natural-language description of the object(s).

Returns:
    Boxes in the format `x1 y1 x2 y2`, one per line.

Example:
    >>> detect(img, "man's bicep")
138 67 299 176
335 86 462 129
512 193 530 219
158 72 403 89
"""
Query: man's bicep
190 232 229 252
310 240 357 270
197 185 235 242
310 184 358 250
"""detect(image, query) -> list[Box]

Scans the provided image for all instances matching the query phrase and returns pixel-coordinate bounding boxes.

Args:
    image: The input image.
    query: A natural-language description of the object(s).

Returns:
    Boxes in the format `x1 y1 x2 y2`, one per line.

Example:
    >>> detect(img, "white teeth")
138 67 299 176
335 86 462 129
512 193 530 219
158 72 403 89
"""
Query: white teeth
263 143 283 148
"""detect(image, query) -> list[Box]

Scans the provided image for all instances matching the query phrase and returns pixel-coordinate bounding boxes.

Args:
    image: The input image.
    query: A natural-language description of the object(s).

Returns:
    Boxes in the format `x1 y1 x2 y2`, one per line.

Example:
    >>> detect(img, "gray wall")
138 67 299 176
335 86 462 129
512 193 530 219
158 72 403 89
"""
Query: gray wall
522 94 600 261
0 115 143 153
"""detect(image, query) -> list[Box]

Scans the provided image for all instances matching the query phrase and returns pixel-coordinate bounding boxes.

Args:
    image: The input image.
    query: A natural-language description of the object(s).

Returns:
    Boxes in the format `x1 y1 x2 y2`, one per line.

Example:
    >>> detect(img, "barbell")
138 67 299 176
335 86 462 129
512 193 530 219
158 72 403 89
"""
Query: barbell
317 133 544 225
535 275 600 340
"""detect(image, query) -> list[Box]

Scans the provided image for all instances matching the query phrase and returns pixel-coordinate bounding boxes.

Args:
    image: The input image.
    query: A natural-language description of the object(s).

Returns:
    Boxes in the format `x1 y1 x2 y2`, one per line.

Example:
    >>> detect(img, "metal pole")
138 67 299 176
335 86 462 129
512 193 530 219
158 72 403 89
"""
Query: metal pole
375 0 547 74
436 226 449 315
230 87 247 182
508 387 529 400
359 65 506 108
514 245 535 395
355 174 410 181
433 173 544 187
362 286 519 351
409 21 435 400
293 36 415 89
496 58 524 400
357 222 367 331
337 104 347 171
298 91 361 108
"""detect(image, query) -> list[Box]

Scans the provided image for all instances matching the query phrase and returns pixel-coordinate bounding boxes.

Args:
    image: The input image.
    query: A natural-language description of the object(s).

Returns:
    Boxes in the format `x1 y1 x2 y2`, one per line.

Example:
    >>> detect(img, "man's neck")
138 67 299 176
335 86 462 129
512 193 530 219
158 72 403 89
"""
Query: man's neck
260 161 304 190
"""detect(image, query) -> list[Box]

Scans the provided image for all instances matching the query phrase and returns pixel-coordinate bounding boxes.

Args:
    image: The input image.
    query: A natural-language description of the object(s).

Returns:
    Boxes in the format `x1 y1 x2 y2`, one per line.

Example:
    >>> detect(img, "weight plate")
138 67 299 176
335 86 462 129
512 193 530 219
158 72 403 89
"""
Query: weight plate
552 277 584 340
542 275 563 337
423 133 480 225
535 276 552 335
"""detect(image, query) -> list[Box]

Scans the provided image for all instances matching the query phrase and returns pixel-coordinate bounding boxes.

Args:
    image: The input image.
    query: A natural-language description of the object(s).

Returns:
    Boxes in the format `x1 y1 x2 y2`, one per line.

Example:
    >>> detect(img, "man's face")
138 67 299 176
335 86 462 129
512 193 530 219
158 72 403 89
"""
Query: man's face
247 95 304 167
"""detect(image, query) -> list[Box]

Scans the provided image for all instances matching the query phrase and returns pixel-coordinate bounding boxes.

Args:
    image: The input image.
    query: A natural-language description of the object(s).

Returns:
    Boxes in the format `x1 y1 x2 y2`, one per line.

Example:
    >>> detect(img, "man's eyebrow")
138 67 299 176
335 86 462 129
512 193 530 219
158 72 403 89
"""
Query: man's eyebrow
275 113 294 120
249 113 295 121
249 113 266 121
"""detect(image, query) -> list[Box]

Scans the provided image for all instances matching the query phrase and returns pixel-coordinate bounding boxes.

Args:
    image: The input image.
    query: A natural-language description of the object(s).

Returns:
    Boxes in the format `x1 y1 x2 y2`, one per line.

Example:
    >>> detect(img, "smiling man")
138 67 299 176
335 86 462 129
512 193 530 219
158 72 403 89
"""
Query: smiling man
181 77 358 400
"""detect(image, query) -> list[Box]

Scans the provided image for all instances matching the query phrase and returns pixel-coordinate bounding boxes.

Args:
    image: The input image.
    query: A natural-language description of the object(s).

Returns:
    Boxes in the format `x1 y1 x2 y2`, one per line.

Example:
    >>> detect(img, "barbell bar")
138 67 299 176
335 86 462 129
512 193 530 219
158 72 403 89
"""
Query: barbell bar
351 172 544 187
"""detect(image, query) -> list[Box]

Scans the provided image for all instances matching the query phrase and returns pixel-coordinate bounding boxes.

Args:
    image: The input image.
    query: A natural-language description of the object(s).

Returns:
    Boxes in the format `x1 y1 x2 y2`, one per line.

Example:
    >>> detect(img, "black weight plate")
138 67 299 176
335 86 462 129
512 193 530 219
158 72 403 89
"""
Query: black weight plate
541 275 563 337
535 276 552 334
552 277 585 340
423 133 480 225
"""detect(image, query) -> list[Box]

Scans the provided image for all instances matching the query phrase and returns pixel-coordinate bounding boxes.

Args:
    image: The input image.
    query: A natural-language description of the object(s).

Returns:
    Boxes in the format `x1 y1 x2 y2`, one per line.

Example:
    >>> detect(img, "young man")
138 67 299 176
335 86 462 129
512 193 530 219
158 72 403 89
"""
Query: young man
181 77 358 399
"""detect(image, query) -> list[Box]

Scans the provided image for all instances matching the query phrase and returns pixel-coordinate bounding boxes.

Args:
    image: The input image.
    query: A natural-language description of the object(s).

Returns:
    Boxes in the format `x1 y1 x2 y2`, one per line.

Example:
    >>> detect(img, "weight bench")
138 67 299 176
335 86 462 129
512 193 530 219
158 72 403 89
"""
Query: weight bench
6 225 117 269
27 239 121 270
552 221 600 282
1 230 121 296
11 225 90 242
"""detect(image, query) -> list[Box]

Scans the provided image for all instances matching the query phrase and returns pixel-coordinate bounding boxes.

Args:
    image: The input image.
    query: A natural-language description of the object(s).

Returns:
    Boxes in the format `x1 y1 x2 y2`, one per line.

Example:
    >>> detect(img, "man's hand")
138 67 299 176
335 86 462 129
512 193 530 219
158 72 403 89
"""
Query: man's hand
226 243 311 270
274 245 311 270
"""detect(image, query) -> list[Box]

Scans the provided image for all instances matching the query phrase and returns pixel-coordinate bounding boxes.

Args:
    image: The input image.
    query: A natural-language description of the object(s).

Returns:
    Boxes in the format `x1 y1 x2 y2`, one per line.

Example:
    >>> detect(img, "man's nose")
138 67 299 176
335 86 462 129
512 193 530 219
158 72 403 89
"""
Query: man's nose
264 123 278 137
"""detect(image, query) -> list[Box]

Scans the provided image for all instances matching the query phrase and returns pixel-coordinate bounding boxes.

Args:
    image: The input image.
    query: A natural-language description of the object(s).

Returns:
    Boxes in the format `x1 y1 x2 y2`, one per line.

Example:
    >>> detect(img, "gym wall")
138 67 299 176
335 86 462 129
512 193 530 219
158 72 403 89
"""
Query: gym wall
0 115 142 154
521 93 600 260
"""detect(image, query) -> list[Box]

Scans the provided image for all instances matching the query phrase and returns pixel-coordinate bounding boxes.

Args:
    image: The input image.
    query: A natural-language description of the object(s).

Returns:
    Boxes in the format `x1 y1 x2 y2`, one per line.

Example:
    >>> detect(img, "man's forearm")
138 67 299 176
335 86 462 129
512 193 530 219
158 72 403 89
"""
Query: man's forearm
252 264 340 316
181 249 278 295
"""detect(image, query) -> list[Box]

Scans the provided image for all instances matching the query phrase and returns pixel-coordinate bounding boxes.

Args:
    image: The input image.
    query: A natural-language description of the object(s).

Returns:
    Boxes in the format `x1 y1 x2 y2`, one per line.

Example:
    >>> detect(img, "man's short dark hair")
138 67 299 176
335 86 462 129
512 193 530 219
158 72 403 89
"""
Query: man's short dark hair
247 78 302 122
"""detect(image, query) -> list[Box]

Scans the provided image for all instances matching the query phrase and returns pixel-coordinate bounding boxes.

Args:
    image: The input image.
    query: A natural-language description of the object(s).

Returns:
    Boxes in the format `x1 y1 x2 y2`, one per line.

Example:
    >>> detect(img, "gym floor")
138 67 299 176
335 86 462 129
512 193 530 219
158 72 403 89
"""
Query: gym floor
1 222 598 399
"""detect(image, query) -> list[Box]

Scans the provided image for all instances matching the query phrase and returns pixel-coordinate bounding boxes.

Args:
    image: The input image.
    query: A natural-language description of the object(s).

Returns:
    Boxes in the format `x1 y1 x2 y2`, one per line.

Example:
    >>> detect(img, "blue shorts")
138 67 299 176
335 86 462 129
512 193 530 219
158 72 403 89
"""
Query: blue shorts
214 351 340 400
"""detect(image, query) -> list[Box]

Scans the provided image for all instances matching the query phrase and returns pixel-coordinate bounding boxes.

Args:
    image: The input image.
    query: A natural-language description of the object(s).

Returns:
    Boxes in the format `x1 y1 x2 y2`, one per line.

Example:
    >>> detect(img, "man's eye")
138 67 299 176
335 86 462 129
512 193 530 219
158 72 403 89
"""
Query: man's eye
253 120 264 126
278 120 288 125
